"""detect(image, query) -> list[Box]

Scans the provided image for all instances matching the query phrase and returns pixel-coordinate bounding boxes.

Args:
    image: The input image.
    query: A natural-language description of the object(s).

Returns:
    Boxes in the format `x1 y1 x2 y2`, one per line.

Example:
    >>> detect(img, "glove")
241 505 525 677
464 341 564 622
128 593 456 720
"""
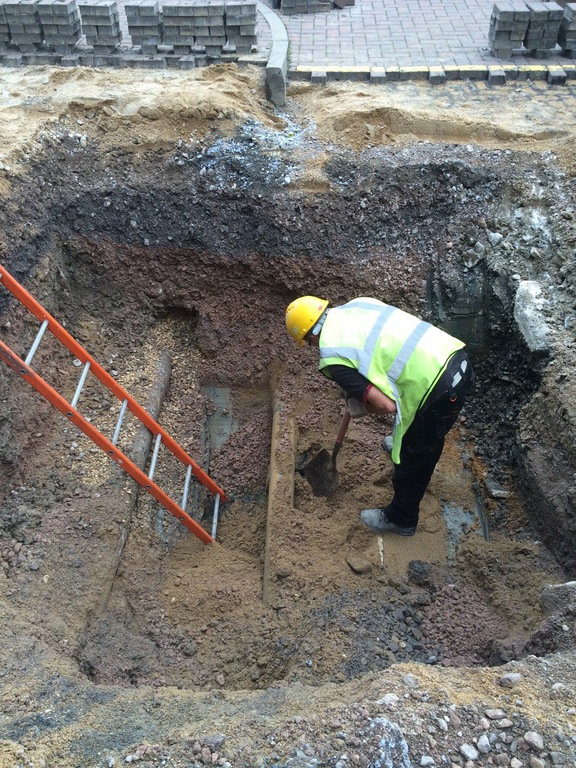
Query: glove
347 397 368 419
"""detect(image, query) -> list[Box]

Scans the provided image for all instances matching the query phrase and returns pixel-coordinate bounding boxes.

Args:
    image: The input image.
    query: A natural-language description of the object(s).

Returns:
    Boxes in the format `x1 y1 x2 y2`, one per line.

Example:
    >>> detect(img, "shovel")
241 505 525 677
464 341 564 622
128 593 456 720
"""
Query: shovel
300 409 351 497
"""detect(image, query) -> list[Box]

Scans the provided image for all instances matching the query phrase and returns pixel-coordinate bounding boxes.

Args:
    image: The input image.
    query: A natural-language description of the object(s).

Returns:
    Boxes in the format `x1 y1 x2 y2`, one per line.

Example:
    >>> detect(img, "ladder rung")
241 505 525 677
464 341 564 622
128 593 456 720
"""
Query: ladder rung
71 361 91 408
181 463 193 511
112 399 128 446
25 319 49 365
148 433 162 481
211 493 221 540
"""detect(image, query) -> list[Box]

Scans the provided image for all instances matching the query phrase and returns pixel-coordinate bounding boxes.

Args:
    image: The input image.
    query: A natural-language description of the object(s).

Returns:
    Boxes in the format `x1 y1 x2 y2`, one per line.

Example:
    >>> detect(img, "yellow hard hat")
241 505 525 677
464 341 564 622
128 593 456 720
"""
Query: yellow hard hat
285 296 329 347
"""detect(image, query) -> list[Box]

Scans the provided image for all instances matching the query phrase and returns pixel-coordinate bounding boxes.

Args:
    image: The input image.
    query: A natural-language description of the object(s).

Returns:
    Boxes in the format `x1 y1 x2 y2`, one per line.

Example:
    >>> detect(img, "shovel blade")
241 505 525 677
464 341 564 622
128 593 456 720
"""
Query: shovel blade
300 448 340 497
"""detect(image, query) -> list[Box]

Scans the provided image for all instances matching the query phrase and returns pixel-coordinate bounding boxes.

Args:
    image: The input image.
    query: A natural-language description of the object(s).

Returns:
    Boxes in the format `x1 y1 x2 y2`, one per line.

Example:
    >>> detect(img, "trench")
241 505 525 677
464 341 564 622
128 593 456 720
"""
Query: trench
0 123 574 694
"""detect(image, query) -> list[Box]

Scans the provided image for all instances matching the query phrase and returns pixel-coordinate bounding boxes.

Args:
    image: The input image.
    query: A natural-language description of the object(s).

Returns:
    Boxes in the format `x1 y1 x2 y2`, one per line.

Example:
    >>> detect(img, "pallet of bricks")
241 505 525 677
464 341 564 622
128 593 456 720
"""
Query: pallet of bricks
78 0 122 56
280 0 331 15
0 2 9 52
124 0 161 55
559 2 576 56
160 0 257 64
488 0 565 58
224 0 256 54
1 0 42 53
0 0 81 58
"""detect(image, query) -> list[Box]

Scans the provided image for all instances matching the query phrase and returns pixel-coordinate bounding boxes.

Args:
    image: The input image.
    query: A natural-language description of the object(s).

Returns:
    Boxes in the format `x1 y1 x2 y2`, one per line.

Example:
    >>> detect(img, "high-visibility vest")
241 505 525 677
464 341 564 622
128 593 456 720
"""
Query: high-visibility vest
318 297 464 462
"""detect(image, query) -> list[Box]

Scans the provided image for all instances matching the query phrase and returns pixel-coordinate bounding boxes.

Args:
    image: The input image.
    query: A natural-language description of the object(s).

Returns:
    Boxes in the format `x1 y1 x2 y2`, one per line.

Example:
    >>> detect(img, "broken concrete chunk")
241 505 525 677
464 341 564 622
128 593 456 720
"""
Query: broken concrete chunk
513 280 550 354
499 672 523 688
488 231 504 246
346 556 372 574
485 477 511 499
539 581 576 614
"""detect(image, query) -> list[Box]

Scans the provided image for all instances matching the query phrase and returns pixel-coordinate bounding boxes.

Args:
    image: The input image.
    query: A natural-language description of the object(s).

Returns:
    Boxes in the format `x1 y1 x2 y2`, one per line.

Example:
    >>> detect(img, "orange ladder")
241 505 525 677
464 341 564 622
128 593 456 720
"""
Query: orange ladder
0 264 226 544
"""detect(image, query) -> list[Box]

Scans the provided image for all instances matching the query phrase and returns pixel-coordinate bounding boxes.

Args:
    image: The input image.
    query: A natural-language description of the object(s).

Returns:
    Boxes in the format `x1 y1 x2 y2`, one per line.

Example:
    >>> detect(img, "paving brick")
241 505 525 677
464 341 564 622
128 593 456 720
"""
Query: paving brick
1 50 22 64
177 52 195 65
547 64 567 81
487 64 506 82
310 68 327 83
517 63 548 78
23 50 58 61
120 51 166 65
459 64 488 79
428 65 446 83
60 51 81 63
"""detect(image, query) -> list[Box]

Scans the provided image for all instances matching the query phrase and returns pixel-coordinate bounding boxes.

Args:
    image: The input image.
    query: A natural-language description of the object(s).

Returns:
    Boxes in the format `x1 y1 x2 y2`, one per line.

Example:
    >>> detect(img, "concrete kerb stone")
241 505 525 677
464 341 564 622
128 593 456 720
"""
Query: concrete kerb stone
428 66 446 84
257 0 288 107
281 62 576 86
488 65 507 84
547 64 567 83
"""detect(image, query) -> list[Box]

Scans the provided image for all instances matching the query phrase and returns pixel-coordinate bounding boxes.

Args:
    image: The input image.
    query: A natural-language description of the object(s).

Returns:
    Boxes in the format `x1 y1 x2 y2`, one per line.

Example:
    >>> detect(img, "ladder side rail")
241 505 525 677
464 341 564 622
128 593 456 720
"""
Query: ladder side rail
0 339 214 545
0 266 227 501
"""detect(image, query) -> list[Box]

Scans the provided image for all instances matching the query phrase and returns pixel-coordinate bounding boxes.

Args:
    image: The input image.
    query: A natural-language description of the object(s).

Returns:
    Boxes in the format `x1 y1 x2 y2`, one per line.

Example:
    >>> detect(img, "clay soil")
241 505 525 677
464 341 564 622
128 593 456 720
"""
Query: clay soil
0 66 576 767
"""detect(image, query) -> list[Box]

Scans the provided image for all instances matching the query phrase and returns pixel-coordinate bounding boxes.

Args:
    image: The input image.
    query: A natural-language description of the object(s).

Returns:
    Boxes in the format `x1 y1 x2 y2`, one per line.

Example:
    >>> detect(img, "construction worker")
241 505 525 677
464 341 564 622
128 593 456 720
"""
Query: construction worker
285 295 474 537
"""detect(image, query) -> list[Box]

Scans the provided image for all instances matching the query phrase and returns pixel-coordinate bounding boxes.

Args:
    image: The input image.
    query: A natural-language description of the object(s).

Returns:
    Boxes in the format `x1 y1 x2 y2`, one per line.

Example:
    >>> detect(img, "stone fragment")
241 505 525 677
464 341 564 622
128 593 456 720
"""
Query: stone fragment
346 556 372 574
524 731 544 751
459 743 479 760
499 672 523 688
539 581 576 614
485 708 507 719
513 280 550 354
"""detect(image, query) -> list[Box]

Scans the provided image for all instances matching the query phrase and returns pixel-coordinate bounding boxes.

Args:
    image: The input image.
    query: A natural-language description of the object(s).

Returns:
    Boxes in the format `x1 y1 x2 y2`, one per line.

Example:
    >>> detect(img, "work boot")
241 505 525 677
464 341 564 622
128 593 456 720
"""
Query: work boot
382 435 393 455
360 508 416 536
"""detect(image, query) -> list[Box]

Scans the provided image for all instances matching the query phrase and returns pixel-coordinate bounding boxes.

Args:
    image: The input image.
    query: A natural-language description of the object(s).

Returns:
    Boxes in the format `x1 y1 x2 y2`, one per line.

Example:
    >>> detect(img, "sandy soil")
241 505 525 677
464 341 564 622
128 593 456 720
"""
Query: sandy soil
0 65 576 767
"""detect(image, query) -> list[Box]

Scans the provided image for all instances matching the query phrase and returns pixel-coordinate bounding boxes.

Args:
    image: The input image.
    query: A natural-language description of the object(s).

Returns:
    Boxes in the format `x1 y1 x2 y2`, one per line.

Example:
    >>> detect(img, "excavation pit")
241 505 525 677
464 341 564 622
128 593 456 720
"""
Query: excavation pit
1 69 576 766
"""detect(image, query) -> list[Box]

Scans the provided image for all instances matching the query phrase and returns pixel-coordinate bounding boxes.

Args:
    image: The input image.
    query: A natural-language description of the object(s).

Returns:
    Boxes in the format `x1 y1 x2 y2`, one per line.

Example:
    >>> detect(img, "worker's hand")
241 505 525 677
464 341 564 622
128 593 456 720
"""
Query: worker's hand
347 397 368 419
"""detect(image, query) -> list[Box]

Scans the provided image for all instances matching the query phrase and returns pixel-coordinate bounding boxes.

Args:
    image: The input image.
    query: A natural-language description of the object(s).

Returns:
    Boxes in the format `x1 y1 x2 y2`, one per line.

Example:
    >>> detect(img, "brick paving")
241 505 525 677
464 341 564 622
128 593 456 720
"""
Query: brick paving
111 0 273 61
77 0 575 76
262 0 574 70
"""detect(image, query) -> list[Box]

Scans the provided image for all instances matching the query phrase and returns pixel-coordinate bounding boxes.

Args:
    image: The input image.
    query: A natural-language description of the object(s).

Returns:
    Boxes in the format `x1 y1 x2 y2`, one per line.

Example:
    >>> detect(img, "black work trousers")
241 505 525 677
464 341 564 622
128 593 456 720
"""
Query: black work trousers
387 351 474 529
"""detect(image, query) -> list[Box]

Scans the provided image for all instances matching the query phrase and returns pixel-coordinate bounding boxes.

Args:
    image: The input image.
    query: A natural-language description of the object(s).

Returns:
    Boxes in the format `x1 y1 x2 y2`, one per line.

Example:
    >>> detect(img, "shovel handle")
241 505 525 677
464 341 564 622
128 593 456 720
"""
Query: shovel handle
332 410 351 465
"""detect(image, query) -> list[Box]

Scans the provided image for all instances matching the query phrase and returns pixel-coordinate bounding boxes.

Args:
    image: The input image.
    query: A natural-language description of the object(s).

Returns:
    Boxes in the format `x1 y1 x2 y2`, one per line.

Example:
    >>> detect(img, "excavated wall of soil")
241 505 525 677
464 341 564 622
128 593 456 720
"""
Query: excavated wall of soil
1 72 576 766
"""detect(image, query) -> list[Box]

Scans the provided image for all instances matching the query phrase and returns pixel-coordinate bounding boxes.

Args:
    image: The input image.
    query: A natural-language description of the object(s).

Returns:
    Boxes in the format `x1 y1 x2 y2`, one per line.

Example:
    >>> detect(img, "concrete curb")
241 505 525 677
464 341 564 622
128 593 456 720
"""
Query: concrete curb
258 0 289 106
288 62 576 85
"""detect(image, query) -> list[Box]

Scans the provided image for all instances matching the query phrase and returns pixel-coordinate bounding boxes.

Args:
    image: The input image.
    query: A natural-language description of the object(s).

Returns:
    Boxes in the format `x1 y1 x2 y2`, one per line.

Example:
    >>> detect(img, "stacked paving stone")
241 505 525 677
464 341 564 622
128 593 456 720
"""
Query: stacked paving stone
523 0 564 56
4 0 43 52
161 1 197 55
224 0 256 54
488 1 530 57
125 0 161 54
190 0 225 56
280 0 331 13
0 3 10 50
559 2 576 55
200 0 225 56
37 0 81 53
78 0 122 52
